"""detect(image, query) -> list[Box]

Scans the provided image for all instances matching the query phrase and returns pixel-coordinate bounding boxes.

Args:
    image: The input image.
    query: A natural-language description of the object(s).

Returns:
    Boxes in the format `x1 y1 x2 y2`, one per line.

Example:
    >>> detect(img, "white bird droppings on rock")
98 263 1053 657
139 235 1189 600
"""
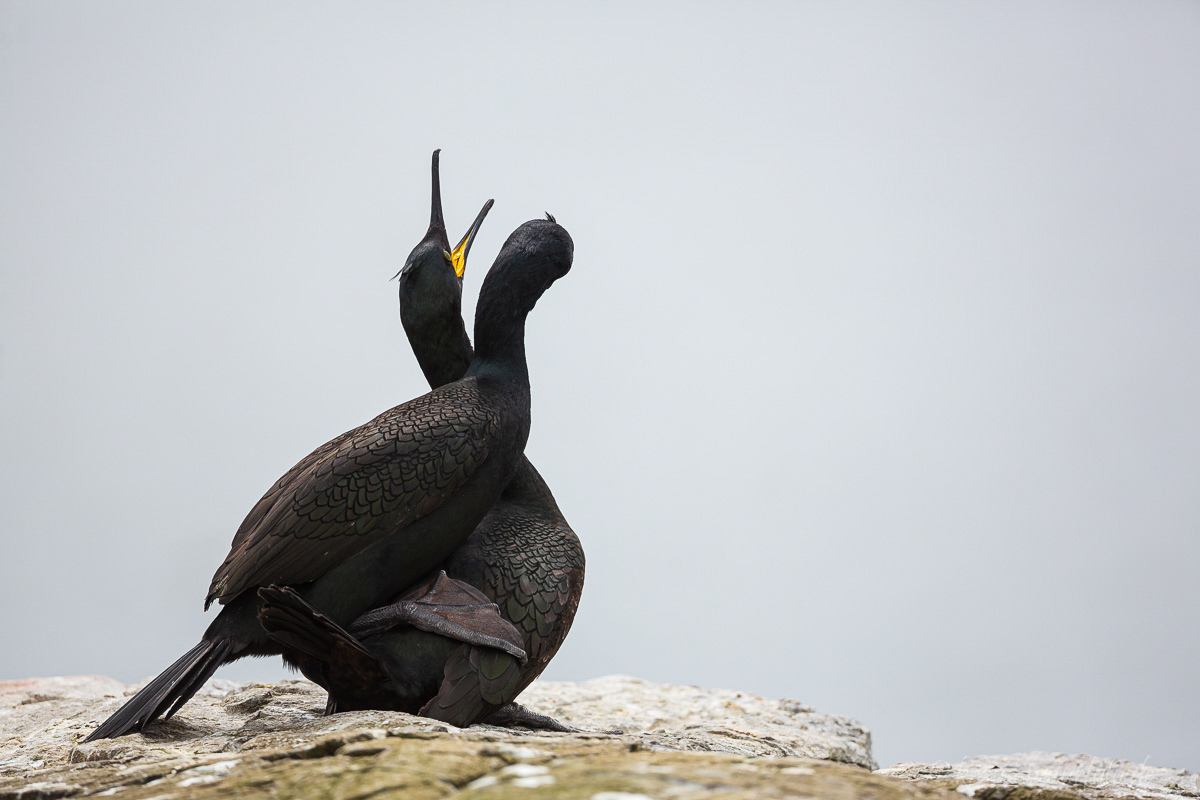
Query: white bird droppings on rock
501 763 551 778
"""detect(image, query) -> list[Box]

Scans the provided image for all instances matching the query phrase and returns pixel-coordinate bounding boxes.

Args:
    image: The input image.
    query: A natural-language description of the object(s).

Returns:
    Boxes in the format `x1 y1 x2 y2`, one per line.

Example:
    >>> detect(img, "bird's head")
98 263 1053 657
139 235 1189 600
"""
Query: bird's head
396 149 492 312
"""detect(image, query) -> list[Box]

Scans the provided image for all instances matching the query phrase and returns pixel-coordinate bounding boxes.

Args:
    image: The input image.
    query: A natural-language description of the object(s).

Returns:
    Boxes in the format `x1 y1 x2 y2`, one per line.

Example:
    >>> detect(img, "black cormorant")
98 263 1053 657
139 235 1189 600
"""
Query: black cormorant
256 153 584 728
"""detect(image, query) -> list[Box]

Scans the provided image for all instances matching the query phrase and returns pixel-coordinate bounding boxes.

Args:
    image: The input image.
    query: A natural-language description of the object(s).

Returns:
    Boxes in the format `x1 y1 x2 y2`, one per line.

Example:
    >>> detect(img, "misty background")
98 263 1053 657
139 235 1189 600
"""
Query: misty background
1 2 1197 771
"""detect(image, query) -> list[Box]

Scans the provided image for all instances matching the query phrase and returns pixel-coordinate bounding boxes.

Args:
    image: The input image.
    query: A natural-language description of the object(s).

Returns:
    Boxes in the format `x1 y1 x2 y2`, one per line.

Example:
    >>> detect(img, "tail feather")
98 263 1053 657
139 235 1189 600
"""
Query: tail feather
258 585 372 662
259 585 392 712
164 639 233 721
85 640 229 741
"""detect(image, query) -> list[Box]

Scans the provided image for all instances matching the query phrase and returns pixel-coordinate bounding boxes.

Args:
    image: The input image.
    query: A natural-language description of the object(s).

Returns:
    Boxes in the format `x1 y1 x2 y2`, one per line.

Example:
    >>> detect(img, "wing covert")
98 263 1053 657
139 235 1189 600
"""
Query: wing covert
207 381 495 607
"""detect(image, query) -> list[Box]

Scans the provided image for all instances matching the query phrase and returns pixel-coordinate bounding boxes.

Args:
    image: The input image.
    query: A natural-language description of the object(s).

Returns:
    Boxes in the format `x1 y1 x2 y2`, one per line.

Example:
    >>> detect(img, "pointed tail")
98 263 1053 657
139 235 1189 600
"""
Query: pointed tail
85 638 233 741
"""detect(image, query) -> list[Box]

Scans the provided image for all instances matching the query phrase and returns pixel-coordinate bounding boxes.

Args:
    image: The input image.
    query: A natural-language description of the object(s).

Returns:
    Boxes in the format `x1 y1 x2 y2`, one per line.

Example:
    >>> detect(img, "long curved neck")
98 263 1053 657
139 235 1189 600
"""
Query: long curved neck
469 274 533 383
402 313 474 390
466 318 529 386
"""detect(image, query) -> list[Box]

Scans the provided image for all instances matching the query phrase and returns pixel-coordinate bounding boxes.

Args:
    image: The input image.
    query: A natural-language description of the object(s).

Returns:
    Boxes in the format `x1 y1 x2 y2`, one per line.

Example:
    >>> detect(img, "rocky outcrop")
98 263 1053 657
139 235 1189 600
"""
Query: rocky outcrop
1 674 876 798
0 675 1195 800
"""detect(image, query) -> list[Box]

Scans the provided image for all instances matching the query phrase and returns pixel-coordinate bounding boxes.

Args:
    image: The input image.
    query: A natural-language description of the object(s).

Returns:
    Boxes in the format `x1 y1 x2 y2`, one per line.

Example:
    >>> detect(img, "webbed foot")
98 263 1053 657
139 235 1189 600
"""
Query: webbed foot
483 701 577 732
350 571 527 661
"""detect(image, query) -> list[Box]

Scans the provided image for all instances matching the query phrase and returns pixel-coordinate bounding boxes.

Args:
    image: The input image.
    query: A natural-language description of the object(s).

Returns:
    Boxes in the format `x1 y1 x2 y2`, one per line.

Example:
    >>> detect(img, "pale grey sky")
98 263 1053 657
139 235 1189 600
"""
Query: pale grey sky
1 1 1197 771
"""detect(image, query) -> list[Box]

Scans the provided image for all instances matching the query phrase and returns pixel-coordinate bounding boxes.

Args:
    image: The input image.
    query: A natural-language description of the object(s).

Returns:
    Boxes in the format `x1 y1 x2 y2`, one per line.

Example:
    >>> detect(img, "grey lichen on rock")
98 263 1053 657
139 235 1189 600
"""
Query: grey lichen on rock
518 675 877 767
1 675 1195 800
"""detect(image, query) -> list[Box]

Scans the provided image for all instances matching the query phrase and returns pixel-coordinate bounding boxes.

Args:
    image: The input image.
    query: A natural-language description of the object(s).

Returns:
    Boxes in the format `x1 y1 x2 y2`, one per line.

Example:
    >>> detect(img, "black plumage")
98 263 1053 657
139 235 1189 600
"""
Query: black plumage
426 459 585 726
258 152 585 729
84 154 572 741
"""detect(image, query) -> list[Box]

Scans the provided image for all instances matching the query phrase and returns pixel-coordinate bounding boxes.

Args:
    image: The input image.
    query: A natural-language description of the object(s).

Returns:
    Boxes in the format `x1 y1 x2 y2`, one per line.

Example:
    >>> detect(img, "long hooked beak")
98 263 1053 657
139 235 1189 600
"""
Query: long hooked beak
429 148 445 233
449 199 494 279
392 150 491 281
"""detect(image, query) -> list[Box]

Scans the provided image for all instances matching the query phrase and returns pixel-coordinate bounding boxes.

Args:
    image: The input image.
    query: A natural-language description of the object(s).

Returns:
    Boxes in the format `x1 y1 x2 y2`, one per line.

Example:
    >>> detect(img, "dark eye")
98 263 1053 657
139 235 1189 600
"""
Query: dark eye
443 250 452 262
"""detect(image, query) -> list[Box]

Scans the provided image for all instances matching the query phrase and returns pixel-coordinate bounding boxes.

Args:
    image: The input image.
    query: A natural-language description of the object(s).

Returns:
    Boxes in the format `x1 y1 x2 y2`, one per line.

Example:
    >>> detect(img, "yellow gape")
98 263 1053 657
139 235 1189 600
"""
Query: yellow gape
450 238 470 278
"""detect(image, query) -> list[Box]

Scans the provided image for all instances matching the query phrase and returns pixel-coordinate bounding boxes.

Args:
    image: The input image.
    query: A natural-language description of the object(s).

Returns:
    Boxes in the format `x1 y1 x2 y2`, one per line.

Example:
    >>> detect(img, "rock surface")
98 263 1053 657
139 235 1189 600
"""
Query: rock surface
0 674 1195 800
881 753 1200 800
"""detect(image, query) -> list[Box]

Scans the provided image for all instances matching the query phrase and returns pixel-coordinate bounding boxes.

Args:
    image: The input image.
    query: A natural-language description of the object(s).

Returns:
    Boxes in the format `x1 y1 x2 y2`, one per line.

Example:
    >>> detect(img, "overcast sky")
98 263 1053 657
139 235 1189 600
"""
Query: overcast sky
1 1 1197 771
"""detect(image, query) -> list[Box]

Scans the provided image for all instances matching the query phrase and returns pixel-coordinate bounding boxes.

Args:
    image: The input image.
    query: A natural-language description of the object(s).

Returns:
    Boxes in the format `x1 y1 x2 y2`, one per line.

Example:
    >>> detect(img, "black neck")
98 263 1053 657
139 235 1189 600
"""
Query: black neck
467 316 529 386
403 312 474 390
457 218 570 388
